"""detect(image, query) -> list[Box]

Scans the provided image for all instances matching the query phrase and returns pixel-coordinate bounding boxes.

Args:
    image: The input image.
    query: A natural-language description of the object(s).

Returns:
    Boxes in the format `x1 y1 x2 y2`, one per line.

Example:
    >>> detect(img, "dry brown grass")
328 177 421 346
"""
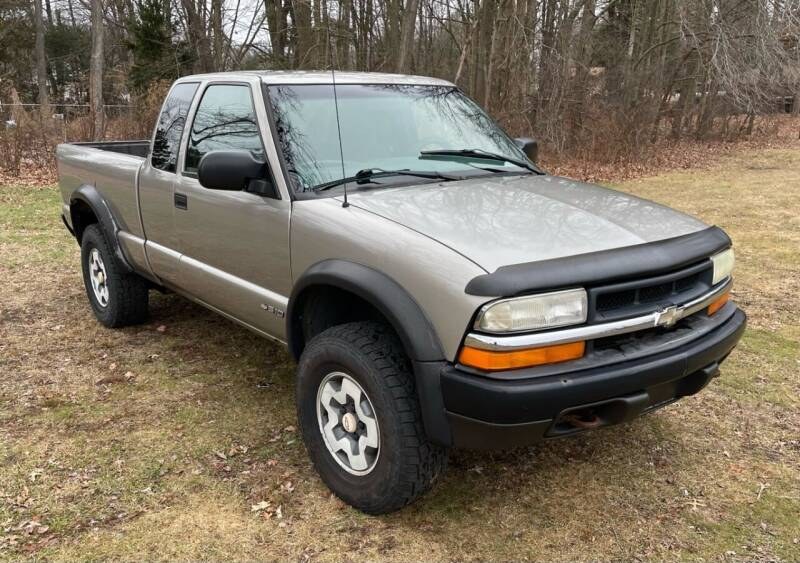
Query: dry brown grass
1 148 798 561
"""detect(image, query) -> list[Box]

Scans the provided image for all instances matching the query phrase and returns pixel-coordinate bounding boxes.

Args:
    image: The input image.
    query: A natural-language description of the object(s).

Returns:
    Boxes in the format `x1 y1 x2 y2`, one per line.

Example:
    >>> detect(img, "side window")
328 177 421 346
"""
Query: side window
184 84 265 175
151 82 198 172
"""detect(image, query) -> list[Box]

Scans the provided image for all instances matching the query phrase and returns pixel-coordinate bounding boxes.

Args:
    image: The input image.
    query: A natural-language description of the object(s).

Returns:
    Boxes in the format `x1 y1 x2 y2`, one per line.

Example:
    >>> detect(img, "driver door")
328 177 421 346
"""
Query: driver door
172 80 292 340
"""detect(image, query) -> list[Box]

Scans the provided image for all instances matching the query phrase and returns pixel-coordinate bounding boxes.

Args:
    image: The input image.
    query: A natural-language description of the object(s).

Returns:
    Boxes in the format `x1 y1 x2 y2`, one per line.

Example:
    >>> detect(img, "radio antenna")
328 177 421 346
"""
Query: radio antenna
329 34 349 208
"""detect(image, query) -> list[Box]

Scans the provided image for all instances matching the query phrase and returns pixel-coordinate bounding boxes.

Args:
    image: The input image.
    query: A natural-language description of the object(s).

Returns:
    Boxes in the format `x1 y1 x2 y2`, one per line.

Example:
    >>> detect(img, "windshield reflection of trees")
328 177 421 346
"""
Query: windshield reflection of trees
268 85 332 191
267 84 524 192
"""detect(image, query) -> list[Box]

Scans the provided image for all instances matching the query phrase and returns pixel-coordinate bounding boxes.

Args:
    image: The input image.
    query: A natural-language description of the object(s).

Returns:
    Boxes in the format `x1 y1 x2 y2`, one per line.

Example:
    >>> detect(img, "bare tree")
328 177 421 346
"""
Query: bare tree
90 0 104 140
33 0 50 118
293 0 315 67
5 0 800 170
396 0 420 72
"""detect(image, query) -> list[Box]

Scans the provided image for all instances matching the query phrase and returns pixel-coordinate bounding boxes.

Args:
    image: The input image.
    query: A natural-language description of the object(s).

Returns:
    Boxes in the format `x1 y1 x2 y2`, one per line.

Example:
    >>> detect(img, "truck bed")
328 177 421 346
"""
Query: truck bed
69 140 150 158
57 140 148 243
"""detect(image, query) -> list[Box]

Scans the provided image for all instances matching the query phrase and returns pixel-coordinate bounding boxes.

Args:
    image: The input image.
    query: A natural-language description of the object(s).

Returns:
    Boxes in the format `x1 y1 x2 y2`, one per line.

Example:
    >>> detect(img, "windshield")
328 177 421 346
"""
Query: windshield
265 84 531 193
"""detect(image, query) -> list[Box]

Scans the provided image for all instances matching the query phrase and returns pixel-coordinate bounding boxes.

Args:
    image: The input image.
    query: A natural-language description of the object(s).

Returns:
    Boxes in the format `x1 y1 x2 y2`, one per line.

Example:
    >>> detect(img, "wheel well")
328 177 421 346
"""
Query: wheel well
70 199 98 243
289 285 398 361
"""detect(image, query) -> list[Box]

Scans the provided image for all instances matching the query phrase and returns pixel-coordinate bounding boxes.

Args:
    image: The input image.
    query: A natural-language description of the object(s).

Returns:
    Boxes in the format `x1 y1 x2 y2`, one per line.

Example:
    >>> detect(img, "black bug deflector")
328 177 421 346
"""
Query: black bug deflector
465 226 731 297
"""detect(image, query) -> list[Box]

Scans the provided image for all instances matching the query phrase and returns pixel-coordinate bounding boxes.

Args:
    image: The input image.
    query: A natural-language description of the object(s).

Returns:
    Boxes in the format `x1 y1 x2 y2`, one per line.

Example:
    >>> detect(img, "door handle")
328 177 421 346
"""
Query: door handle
174 192 188 210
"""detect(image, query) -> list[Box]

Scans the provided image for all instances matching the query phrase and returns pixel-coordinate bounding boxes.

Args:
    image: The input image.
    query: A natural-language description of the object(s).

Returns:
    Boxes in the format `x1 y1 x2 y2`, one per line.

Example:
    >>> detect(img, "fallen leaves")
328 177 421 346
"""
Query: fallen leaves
94 371 135 386
755 482 770 501
1 519 54 553
250 500 284 523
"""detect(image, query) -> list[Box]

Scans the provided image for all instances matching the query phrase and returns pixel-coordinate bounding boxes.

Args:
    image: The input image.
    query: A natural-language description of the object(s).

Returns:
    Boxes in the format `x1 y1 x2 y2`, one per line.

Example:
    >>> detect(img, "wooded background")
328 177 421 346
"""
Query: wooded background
2 0 800 175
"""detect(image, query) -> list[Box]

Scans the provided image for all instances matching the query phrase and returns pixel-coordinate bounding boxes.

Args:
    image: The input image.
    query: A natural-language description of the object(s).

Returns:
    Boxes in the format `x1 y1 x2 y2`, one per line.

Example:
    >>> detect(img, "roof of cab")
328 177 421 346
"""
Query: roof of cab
176 70 455 87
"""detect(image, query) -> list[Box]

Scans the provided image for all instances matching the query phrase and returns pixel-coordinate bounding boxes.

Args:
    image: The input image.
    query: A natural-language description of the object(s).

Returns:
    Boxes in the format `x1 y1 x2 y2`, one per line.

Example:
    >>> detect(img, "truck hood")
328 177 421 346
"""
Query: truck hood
345 174 708 273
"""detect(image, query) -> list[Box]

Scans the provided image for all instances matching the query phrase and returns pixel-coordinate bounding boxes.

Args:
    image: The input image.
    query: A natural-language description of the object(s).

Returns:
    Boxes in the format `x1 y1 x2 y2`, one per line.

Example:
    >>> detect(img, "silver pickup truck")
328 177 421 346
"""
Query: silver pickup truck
57 71 746 514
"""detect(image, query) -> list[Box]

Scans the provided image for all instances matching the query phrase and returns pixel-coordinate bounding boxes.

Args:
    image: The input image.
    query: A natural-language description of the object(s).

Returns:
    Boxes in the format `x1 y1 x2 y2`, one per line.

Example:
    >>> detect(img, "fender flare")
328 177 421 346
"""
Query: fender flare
287 260 452 445
287 260 445 363
69 185 134 274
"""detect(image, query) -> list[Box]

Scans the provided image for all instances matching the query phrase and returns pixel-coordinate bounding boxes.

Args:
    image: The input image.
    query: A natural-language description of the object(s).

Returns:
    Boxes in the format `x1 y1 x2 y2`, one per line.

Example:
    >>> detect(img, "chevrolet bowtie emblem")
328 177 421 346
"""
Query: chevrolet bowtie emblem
653 305 680 328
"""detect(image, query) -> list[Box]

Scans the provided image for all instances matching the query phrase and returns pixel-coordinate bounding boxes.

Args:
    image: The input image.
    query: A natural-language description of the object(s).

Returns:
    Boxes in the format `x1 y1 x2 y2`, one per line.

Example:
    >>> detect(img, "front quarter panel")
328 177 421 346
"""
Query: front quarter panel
290 198 489 361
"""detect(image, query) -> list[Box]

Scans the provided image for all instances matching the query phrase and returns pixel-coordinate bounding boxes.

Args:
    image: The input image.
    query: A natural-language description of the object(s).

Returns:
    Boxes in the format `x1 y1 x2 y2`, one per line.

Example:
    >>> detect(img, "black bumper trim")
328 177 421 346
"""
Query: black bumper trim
437 308 745 449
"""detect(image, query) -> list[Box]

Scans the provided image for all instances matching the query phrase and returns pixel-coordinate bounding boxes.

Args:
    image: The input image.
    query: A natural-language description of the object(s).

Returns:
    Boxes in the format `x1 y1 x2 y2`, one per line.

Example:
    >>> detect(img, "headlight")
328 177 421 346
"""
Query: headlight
711 248 735 285
475 288 588 333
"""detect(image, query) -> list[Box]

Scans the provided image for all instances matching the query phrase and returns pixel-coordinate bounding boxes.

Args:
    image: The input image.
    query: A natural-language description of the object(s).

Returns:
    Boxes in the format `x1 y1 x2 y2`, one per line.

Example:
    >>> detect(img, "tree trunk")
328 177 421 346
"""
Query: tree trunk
266 0 288 67
475 0 497 105
484 1 504 111
384 0 401 69
182 0 213 72
337 0 352 69
211 0 224 70
43 0 53 24
396 0 420 73
67 0 76 26
454 18 478 85
90 0 105 141
33 0 50 118
292 0 314 68
569 0 596 146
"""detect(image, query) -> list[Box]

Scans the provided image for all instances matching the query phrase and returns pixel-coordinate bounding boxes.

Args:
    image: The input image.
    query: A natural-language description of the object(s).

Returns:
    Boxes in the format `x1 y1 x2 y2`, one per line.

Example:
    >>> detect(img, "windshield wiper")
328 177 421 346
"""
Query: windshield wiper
420 148 541 174
313 168 461 192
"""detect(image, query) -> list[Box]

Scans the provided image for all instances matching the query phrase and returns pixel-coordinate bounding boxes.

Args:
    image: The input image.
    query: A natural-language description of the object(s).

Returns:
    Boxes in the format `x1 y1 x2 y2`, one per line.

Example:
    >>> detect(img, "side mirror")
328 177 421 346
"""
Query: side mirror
197 150 277 198
514 137 539 163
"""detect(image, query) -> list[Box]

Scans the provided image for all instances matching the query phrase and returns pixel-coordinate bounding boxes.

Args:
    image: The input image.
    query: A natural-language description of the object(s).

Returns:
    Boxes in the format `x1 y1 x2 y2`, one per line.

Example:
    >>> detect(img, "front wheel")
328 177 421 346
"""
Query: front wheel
296 322 448 514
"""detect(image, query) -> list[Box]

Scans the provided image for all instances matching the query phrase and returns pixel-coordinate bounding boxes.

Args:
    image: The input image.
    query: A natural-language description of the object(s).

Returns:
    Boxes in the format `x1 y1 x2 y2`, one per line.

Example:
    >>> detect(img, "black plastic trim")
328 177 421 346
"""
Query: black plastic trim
69 185 134 274
61 213 75 236
412 360 452 446
465 226 732 297
174 192 188 209
442 309 744 449
288 260 450 445
446 413 551 450
287 260 445 362
442 307 745 428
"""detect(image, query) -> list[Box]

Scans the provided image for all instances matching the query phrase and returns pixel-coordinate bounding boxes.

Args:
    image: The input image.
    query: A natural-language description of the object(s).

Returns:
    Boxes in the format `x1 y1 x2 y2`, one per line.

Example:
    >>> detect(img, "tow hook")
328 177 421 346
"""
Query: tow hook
547 391 650 437
562 410 602 429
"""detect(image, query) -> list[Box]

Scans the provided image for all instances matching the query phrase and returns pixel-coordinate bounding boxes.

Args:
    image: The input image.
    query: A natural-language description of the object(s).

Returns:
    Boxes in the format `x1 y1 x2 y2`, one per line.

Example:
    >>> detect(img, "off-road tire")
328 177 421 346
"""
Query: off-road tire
80 224 149 327
296 321 448 514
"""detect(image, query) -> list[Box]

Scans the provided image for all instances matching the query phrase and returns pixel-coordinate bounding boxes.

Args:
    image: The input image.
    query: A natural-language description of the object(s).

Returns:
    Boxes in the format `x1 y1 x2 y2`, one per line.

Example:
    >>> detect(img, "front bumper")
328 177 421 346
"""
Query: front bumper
418 307 746 450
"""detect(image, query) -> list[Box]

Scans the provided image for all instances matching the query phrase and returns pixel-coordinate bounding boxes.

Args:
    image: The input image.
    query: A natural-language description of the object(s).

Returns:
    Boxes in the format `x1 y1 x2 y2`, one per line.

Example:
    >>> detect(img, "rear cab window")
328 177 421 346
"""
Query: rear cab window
183 83 265 176
151 82 199 172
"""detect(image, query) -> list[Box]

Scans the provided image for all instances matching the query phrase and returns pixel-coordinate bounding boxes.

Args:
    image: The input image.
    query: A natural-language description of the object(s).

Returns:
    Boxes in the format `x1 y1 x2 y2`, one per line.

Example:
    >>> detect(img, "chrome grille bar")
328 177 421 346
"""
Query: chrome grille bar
464 278 732 352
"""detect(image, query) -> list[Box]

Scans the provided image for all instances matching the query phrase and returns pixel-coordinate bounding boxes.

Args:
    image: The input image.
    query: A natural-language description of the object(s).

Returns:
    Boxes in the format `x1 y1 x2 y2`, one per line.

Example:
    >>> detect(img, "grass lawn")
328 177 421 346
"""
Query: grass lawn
1 149 798 560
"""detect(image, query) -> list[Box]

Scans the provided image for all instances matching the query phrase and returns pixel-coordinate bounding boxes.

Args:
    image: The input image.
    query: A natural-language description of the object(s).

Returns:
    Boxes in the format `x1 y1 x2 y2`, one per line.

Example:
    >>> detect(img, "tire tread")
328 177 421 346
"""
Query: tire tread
81 224 149 327
300 321 447 514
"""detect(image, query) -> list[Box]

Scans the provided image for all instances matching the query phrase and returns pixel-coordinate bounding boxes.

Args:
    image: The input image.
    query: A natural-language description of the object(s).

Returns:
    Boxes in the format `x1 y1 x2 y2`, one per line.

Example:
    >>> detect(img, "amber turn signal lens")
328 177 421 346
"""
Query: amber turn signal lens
707 292 730 316
459 341 585 371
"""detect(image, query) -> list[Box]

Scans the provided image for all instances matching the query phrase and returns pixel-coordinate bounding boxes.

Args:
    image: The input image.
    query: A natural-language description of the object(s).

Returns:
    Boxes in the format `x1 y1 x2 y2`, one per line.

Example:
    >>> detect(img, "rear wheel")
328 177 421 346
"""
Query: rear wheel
296 321 448 514
80 224 149 327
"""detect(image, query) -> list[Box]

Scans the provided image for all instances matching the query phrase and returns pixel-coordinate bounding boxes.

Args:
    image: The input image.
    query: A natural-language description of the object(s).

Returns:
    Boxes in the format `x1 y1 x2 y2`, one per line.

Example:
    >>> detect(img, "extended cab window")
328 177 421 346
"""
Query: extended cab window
184 84 265 175
151 82 198 172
